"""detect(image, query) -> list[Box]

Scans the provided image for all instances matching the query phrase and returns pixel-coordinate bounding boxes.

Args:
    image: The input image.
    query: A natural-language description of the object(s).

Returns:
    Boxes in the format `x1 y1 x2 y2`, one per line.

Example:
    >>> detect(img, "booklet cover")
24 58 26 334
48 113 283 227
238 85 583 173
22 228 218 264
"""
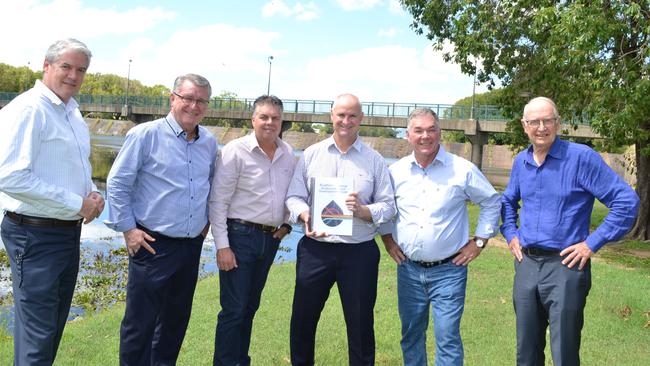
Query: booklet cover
309 177 354 236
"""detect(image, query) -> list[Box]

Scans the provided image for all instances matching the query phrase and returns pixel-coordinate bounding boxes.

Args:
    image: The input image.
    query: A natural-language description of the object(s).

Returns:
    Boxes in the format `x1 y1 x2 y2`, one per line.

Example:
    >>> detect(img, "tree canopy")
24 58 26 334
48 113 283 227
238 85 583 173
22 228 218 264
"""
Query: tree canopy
403 0 650 239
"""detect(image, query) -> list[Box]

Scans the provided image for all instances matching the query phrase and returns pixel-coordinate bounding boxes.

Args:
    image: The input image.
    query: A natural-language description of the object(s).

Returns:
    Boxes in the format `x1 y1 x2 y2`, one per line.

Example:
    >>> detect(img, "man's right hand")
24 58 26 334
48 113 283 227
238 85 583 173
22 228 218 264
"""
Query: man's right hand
508 236 523 262
217 247 238 271
78 193 104 224
299 211 327 238
124 228 156 257
381 234 405 265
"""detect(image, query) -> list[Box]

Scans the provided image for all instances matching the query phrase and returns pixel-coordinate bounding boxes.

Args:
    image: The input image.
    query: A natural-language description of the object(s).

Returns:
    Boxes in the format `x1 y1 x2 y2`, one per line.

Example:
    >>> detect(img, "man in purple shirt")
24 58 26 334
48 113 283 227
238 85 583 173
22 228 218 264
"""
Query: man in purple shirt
501 96 639 365
208 95 295 366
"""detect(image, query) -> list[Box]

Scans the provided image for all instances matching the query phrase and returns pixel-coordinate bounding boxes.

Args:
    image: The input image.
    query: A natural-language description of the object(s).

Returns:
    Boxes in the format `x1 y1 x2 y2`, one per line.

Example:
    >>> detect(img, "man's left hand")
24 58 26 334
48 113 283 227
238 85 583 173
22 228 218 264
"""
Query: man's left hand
560 241 593 270
452 239 483 266
345 192 372 222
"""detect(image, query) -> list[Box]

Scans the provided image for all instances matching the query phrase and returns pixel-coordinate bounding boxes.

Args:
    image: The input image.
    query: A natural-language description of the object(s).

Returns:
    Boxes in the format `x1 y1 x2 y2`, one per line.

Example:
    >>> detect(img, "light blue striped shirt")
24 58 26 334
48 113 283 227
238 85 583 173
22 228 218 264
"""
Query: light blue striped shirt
380 147 501 261
286 136 395 243
105 114 218 238
0 80 96 220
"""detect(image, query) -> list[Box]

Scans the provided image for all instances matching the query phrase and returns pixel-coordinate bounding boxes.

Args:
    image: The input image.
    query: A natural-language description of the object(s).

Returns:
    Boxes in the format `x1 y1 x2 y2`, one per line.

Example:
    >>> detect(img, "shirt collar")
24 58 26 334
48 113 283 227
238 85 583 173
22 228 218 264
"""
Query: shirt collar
409 145 449 169
165 112 200 140
34 80 79 113
243 132 283 154
524 137 565 165
326 135 363 154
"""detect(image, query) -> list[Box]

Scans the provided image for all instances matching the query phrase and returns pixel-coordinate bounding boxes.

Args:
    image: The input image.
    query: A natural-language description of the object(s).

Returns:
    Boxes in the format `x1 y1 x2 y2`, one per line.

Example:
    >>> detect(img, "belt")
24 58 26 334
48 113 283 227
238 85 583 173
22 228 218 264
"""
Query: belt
522 246 561 256
5 211 82 227
227 218 277 233
411 253 459 268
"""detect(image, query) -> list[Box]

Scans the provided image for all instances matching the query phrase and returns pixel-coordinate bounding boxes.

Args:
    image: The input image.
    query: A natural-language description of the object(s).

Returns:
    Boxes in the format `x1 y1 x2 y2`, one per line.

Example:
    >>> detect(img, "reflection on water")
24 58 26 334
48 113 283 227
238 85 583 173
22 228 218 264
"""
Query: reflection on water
0 135 300 335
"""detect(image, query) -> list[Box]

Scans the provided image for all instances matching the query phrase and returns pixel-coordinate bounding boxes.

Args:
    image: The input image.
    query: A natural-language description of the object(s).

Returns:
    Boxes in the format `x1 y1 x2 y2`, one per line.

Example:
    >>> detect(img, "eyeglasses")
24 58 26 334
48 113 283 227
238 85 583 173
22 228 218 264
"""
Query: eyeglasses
172 92 209 107
524 117 557 128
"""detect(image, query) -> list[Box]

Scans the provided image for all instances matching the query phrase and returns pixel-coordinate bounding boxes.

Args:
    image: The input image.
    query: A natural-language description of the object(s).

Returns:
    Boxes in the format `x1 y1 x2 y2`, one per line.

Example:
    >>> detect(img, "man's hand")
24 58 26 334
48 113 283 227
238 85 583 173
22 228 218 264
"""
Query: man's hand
299 211 327 238
508 236 523 262
381 234 405 265
453 239 483 266
78 192 105 224
345 192 372 222
560 241 593 270
217 247 238 271
273 225 291 240
124 228 156 257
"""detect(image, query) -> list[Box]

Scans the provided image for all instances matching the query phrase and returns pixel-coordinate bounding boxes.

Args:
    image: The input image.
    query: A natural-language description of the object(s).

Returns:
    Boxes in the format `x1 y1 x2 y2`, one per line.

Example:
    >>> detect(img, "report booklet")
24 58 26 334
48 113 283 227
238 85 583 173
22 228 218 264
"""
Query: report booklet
309 177 354 235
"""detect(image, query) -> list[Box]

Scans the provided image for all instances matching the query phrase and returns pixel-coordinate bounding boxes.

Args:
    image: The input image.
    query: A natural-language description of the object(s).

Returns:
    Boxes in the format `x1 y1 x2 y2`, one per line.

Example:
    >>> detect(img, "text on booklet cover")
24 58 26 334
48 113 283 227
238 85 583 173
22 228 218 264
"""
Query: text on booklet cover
309 177 353 235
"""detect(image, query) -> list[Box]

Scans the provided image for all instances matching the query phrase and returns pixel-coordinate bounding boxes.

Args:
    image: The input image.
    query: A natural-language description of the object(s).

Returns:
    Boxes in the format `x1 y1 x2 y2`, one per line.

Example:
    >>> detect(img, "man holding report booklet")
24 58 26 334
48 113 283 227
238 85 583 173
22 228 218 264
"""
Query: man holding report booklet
286 93 396 366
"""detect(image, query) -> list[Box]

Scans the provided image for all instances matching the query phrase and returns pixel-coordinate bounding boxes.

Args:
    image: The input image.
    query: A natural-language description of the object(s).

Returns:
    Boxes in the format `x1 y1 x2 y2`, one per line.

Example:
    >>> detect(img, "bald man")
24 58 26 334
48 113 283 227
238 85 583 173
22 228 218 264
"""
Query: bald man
286 94 396 366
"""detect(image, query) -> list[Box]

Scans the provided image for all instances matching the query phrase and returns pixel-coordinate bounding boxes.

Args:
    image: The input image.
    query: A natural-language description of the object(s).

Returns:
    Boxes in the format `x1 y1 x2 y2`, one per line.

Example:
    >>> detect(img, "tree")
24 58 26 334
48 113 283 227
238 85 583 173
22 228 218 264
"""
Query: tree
403 0 650 240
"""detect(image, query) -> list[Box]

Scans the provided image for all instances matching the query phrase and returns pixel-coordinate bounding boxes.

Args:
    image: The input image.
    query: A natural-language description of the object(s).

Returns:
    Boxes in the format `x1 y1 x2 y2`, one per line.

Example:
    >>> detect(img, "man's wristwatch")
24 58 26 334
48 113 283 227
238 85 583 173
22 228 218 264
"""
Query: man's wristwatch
475 238 486 249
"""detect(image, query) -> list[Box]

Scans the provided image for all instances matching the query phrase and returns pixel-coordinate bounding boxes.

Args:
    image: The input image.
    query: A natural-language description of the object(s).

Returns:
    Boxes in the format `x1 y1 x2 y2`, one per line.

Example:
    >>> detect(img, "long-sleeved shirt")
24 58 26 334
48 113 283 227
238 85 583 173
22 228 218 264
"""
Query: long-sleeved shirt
501 138 639 252
105 114 218 238
0 80 97 220
209 133 296 249
286 136 395 243
380 147 501 261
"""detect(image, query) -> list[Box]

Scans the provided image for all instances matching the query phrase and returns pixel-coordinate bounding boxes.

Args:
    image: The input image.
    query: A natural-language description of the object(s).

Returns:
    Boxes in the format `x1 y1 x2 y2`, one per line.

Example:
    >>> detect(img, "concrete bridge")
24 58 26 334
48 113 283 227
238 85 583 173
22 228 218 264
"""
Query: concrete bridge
0 92 599 169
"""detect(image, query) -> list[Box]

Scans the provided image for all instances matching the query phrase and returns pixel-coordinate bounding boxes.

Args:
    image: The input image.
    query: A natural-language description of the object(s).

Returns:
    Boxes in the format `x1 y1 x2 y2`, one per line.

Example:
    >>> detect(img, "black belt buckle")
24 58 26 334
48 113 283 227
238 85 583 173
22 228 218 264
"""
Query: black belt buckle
523 246 560 256
412 253 458 268
227 218 276 233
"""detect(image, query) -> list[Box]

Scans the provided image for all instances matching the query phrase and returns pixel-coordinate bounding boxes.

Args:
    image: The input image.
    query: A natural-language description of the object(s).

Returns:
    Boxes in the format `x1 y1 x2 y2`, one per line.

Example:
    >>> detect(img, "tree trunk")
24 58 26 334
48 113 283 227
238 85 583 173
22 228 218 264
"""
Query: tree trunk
629 141 649 241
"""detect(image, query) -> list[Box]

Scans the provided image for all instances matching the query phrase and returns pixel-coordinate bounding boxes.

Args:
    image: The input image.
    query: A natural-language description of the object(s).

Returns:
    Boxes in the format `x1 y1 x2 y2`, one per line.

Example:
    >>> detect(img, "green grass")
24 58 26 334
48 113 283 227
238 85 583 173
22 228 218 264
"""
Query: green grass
2 202 648 365
2 244 649 365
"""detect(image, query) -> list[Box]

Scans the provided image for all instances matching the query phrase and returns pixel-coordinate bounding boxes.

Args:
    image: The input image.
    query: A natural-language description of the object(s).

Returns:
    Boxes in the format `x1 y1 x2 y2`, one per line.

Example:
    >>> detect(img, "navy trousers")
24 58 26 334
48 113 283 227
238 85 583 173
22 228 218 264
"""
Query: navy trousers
213 220 280 366
290 236 380 366
1 216 81 366
513 251 592 366
119 228 204 366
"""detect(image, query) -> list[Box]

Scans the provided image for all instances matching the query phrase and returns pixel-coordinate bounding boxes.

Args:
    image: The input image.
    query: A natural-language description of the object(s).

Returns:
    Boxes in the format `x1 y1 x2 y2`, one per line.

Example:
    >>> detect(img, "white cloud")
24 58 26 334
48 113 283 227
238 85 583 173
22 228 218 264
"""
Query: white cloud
336 0 383 11
388 0 405 15
378 27 397 38
275 45 487 104
0 0 174 69
261 1 319 21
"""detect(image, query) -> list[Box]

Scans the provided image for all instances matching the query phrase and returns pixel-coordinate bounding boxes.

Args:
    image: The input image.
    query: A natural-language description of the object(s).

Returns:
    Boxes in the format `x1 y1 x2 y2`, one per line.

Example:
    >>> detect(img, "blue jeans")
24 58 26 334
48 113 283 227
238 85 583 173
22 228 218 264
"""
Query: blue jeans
1 216 81 366
397 259 467 366
213 221 280 366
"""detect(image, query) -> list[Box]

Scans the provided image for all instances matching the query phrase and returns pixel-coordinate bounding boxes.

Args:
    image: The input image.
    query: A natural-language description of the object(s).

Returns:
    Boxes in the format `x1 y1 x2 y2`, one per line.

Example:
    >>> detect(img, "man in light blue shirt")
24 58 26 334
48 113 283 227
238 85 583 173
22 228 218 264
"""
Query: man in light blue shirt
0 38 104 365
380 108 500 366
106 73 218 365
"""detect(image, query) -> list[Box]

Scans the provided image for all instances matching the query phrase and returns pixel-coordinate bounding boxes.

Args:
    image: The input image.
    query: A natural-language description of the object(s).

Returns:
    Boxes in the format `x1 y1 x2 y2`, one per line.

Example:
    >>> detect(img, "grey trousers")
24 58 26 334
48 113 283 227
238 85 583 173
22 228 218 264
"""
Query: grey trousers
513 251 591 366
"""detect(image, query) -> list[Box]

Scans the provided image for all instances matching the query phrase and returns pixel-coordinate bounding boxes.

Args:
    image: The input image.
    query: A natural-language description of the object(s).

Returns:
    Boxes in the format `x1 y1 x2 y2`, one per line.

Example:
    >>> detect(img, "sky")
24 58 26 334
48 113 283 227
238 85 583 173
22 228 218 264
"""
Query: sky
1 0 489 104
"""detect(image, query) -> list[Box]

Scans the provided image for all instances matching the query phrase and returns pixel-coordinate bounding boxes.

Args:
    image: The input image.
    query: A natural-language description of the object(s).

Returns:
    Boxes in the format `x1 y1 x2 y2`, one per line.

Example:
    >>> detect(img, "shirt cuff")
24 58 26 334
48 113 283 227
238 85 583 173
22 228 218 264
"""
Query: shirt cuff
585 232 606 252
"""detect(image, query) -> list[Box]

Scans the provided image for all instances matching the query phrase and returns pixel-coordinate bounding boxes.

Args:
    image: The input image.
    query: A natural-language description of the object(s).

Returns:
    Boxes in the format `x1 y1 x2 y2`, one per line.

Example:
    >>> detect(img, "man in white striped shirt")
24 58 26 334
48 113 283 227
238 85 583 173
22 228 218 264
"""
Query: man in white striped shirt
0 38 104 365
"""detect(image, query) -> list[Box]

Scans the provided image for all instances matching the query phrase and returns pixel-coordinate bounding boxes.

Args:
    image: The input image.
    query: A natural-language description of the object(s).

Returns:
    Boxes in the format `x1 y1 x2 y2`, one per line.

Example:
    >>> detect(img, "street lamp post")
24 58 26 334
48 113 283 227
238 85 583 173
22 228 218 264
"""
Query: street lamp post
470 60 477 120
267 55 274 95
125 59 132 106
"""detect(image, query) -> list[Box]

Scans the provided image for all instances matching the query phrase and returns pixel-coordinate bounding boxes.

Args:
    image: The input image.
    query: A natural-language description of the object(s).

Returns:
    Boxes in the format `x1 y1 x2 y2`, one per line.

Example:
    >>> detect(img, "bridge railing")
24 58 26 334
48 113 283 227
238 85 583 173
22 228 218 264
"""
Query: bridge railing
1 92 509 121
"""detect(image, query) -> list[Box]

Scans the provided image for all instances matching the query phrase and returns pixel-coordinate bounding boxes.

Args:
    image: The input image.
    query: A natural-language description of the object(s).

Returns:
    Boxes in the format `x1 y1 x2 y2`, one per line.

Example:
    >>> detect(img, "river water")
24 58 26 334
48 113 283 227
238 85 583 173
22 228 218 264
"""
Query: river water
0 135 304 334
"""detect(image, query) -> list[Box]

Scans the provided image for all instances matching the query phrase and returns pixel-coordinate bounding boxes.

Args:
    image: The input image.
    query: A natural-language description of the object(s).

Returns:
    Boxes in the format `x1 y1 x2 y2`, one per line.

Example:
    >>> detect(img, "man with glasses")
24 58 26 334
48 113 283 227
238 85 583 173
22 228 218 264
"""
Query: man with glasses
209 95 295 366
501 96 639 365
0 38 104 365
380 108 501 366
106 74 218 365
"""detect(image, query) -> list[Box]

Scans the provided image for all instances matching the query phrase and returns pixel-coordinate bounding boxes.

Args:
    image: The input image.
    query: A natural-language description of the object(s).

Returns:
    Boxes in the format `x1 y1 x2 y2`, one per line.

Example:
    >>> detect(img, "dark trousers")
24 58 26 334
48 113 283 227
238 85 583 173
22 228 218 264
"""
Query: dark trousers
513 251 592 366
119 229 204 366
1 216 81 366
213 220 280 366
290 236 379 366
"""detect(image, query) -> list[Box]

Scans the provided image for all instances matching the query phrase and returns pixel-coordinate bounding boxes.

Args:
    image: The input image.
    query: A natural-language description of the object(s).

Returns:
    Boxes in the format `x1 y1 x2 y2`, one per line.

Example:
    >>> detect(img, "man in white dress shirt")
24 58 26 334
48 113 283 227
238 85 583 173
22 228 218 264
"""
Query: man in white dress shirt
380 107 500 366
209 95 295 366
0 38 104 365
285 93 396 366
